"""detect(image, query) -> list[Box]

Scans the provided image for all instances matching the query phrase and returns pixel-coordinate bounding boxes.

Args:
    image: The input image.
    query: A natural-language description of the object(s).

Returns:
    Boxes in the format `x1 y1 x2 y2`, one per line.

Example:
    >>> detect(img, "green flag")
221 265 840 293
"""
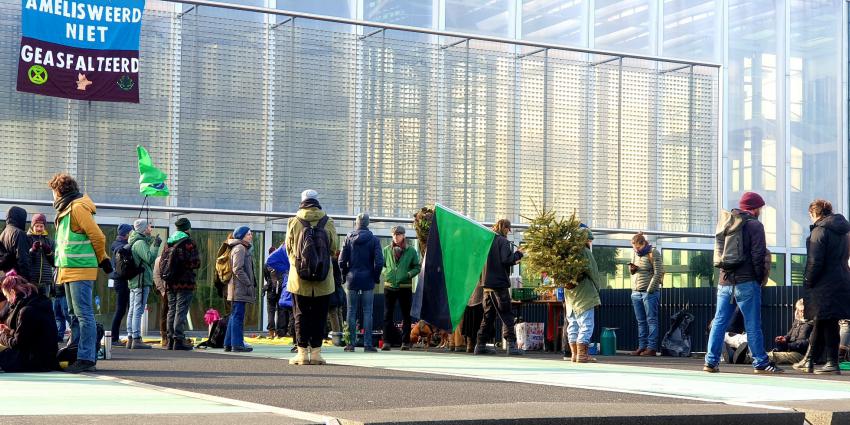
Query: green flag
412 204 496 331
137 145 169 197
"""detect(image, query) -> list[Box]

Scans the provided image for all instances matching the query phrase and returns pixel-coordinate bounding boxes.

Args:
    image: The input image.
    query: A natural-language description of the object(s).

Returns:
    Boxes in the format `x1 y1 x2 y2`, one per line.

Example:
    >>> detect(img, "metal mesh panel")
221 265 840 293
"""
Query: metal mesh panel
0 0 719 233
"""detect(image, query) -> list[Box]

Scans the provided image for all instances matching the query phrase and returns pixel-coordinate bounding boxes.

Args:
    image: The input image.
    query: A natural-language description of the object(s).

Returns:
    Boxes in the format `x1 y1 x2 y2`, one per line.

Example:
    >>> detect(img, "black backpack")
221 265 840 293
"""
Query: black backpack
294 216 331 281
114 242 143 280
159 240 187 284
661 308 694 357
197 315 228 349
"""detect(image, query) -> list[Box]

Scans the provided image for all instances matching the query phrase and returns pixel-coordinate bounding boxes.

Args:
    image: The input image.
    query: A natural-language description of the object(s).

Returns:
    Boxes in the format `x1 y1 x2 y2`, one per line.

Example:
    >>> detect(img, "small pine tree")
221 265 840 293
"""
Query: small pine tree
521 206 589 290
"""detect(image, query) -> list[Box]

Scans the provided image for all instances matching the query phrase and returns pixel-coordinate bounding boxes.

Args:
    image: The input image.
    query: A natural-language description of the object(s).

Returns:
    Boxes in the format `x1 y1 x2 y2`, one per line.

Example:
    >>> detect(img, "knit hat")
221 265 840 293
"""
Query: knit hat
739 192 765 211
233 226 250 240
391 225 406 235
133 219 149 233
31 213 47 226
117 224 133 237
355 213 370 229
301 189 319 202
175 217 191 232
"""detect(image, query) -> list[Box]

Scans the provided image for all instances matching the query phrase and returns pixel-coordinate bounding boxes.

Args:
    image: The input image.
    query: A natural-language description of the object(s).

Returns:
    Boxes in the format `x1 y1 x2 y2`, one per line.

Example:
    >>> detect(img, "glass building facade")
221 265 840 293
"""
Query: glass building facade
0 0 845 334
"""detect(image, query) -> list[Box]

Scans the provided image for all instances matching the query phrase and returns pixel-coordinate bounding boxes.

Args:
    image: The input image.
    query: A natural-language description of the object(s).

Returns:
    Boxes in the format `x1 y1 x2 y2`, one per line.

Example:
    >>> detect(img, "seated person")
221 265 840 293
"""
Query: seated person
0 272 58 372
722 306 748 364
768 299 812 365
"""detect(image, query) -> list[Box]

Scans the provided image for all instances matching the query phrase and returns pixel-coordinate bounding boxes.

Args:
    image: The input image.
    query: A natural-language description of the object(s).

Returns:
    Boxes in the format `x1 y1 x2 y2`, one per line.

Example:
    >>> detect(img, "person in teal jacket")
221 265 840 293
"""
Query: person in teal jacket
563 229 601 363
126 219 161 349
380 225 421 350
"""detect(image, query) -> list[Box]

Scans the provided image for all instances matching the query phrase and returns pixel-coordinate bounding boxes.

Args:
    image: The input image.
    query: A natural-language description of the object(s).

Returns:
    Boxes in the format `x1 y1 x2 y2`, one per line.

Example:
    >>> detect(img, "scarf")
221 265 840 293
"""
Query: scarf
636 244 653 257
53 191 83 213
299 198 322 210
392 240 406 262
27 228 48 236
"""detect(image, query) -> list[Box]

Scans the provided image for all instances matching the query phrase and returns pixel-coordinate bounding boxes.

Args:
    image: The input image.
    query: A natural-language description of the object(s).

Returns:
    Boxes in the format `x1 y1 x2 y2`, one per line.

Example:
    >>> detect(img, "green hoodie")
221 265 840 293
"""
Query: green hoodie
167 231 189 245
129 231 161 290
381 243 421 290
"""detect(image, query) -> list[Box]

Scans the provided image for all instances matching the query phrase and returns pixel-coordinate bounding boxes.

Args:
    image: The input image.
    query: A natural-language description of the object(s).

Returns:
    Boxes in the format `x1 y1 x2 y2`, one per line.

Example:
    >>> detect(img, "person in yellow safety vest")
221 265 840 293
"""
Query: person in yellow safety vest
49 173 110 374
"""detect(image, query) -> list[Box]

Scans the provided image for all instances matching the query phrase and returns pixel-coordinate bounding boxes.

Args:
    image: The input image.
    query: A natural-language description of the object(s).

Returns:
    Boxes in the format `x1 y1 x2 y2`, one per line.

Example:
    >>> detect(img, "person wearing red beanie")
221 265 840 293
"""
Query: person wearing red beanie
704 191 782 374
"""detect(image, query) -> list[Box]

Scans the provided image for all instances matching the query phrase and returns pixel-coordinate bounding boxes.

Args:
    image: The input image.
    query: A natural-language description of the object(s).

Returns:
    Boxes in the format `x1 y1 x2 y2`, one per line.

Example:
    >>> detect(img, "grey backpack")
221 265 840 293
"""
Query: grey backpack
713 210 753 270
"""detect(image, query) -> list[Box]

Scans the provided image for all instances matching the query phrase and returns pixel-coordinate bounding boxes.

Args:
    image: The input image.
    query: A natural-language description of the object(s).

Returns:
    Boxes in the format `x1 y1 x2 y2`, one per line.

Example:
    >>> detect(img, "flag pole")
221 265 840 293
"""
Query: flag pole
138 195 148 218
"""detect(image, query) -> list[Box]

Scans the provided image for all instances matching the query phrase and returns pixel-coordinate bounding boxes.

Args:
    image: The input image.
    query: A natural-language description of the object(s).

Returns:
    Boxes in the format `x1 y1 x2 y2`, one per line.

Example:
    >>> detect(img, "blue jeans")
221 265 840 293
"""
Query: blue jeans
128 287 150 339
631 291 660 350
347 289 374 348
224 301 246 348
53 295 70 342
566 308 595 345
66 280 96 362
705 281 769 369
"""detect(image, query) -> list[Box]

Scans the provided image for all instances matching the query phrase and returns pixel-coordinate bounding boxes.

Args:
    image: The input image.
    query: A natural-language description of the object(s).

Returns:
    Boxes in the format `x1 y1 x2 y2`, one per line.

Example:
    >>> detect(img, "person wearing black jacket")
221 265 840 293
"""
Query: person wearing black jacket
800 199 850 375
768 299 813 365
474 219 523 356
109 224 133 346
26 213 55 297
0 273 58 372
704 192 782 374
0 207 32 282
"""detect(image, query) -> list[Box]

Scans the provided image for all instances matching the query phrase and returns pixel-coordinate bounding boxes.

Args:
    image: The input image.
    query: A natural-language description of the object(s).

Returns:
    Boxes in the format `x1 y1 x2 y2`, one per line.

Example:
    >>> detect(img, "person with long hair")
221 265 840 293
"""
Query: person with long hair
0 273 58 372
799 199 850 374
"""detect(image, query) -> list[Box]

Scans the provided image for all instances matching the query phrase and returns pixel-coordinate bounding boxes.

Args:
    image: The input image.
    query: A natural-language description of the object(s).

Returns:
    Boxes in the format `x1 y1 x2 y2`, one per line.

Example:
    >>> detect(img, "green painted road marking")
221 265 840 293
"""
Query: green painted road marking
0 372 255 416
220 345 850 404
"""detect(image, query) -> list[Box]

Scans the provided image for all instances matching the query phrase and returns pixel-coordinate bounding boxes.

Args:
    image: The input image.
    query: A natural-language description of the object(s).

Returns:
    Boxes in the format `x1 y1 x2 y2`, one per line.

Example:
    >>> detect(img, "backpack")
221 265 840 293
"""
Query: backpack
197 315 228 349
661 308 694 357
213 242 233 297
713 210 753 270
159 239 187 284
113 242 143 280
294 215 331 281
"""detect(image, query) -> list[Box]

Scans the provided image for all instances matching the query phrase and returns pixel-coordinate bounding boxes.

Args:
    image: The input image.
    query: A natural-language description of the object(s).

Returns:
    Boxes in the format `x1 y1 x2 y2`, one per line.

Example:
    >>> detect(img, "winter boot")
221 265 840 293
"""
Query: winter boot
793 345 814 372
125 338 134 350
466 338 474 353
133 337 152 349
310 347 326 365
167 338 175 350
268 330 276 339
506 340 524 356
576 343 597 363
569 343 578 362
161 336 169 349
289 346 309 365
174 338 194 351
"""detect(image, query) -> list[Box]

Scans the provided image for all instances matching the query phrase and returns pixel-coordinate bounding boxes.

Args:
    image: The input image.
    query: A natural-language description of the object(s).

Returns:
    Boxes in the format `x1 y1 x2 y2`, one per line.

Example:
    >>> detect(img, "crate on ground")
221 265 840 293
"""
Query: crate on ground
511 287 538 301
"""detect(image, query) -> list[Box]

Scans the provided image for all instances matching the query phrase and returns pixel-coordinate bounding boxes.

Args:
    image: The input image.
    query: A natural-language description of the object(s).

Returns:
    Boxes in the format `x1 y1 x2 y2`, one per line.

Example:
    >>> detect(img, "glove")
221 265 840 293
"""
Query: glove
30 241 43 253
99 259 113 274
154 235 162 246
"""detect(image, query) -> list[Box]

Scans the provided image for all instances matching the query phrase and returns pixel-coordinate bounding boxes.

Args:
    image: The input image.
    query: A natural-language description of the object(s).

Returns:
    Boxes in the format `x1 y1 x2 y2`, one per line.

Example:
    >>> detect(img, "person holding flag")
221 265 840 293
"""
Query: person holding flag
474 219 524 356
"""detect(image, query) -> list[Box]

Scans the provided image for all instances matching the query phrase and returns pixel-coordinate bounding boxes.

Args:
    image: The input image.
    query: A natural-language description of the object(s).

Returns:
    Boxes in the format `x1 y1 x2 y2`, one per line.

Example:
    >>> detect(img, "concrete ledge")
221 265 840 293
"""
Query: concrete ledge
324 402 803 425
768 399 850 425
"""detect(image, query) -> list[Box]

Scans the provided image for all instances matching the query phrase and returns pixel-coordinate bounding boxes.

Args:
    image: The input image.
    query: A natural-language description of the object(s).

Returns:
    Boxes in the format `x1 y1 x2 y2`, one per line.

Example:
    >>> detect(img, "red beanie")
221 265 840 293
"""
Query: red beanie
31 213 47 225
739 192 765 211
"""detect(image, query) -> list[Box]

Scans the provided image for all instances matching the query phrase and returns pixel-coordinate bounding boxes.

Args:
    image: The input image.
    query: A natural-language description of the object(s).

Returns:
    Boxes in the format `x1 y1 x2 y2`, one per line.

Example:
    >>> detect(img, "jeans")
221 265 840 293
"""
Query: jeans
110 279 129 342
839 320 850 347
128 287 150 339
347 289 374 347
53 295 70 342
631 291 660 350
384 288 412 345
167 290 194 340
223 301 246 348
66 280 96 362
293 295 330 348
705 281 769 369
566 308 595 345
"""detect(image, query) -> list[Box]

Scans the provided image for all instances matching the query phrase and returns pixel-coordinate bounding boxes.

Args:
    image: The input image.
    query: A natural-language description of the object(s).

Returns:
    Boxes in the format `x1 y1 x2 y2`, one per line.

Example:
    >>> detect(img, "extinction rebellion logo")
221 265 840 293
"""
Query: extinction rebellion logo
117 75 134 91
28 64 47 85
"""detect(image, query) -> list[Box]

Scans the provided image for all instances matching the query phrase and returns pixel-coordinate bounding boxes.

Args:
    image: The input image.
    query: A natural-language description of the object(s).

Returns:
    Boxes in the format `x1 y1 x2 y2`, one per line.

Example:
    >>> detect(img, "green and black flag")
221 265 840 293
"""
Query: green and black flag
412 204 495 331
137 145 169 197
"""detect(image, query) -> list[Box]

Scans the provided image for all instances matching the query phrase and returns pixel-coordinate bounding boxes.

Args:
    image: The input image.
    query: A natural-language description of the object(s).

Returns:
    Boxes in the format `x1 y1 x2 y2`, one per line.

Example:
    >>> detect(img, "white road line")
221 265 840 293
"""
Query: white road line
92 374 337 424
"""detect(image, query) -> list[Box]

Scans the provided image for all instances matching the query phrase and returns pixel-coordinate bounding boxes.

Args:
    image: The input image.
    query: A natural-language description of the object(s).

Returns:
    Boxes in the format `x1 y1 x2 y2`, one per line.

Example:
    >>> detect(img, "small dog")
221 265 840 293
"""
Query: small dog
410 320 451 350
